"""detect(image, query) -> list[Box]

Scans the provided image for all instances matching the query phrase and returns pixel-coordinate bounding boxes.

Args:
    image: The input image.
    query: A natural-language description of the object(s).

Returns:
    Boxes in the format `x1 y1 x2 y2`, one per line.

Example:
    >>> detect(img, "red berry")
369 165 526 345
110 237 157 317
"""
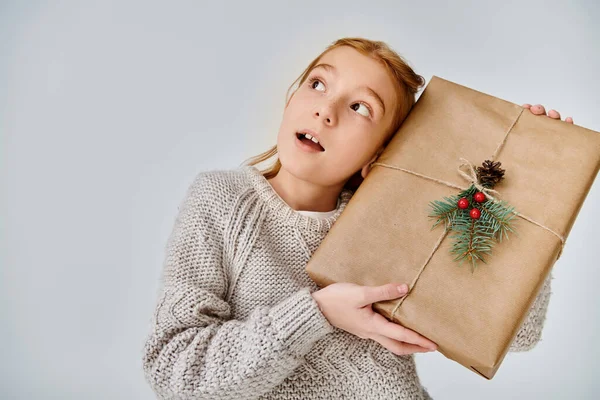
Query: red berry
474 192 486 202
470 208 481 219
457 198 469 209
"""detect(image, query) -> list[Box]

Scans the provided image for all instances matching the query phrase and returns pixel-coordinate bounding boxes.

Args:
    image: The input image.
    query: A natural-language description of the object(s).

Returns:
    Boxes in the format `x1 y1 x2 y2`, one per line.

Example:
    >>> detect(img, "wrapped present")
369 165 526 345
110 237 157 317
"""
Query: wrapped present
305 76 600 379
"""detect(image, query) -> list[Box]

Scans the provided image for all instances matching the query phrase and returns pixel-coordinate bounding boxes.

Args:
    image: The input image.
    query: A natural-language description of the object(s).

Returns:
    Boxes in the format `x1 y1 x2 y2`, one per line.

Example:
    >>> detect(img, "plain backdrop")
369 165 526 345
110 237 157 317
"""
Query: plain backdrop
1 1 599 399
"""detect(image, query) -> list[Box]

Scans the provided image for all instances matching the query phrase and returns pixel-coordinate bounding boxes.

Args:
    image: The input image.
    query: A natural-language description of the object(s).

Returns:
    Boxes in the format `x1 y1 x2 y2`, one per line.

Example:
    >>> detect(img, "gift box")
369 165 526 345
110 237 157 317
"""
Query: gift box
305 76 600 379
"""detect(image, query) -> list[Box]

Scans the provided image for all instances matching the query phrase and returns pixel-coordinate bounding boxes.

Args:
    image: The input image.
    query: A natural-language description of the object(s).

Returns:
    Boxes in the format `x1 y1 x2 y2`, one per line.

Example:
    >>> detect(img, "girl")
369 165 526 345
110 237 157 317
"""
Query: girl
142 37 570 399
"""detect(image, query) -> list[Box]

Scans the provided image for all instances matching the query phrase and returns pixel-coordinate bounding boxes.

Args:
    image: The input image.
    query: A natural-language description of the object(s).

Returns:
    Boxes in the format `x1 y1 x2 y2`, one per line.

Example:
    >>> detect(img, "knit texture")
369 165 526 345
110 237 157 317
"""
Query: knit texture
142 165 553 400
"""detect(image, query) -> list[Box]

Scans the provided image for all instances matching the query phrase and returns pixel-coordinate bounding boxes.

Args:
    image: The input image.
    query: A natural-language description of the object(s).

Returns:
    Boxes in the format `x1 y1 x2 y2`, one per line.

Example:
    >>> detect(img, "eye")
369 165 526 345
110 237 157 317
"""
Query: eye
307 76 373 119
308 77 326 92
351 102 371 118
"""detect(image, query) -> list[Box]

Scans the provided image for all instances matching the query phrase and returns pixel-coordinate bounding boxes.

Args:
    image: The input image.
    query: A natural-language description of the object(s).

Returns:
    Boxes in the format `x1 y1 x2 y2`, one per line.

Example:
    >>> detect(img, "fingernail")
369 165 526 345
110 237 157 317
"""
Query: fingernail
397 284 408 293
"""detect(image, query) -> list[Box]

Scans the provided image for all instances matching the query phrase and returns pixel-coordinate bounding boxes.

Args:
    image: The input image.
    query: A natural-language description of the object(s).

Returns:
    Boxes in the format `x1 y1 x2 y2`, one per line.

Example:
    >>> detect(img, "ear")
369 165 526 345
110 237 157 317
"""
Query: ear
360 148 383 179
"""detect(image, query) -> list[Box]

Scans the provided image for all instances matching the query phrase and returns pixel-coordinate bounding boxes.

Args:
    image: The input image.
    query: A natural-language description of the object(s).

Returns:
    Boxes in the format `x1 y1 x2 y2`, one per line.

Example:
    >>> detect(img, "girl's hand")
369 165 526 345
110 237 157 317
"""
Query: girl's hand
523 103 574 124
312 282 438 355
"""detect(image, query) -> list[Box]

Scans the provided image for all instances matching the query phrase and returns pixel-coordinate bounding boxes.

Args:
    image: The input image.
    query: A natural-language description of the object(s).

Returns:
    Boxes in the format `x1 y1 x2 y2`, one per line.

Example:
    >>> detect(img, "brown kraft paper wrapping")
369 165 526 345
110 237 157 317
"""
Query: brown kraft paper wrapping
305 75 600 380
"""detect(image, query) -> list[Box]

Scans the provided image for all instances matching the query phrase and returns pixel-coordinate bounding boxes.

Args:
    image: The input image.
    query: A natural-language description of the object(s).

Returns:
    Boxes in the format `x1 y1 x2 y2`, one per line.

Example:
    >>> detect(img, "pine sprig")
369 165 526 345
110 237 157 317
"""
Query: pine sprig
427 182 518 272
427 185 478 229
449 208 496 272
478 199 519 242
428 195 461 229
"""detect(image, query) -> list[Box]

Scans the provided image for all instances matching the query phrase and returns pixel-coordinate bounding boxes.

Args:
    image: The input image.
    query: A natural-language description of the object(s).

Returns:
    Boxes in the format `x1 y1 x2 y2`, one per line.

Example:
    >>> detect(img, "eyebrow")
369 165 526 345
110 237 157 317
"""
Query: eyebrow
310 63 386 115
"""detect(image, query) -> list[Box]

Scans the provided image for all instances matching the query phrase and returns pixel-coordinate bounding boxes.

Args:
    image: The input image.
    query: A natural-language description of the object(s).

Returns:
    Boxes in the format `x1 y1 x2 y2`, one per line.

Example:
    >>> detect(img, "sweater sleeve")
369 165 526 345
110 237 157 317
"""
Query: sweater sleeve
141 172 335 400
508 269 554 352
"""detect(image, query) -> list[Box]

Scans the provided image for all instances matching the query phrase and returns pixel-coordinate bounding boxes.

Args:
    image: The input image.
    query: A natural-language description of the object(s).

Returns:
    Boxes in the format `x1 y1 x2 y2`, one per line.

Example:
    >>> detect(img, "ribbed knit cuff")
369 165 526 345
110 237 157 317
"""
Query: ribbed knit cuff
268 287 335 356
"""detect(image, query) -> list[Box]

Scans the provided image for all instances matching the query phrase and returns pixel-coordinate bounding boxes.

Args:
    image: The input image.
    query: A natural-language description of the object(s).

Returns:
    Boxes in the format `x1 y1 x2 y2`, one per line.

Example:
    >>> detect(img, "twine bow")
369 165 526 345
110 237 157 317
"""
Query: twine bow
457 157 501 202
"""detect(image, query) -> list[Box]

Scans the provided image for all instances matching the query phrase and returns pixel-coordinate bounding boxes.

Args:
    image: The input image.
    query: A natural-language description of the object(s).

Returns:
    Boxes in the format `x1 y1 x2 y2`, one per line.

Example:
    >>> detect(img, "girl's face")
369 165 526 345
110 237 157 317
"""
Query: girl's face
276 45 398 187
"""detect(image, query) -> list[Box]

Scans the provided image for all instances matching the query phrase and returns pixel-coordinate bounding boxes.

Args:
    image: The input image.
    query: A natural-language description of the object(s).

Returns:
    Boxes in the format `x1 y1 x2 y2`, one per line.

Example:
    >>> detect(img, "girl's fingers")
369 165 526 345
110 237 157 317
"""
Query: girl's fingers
369 332 435 356
369 312 437 350
548 109 561 119
357 283 408 307
531 104 547 115
525 104 573 124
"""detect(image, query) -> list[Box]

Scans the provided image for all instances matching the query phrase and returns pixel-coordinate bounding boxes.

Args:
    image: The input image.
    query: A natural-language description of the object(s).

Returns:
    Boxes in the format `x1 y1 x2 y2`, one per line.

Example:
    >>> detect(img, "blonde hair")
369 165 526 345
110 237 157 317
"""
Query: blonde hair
241 36 425 192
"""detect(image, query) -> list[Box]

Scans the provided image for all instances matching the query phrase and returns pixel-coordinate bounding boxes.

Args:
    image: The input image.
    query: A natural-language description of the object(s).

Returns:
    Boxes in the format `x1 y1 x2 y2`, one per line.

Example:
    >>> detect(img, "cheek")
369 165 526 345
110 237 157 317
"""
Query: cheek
329 140 369 169
288 93 312 115
341 135 380 160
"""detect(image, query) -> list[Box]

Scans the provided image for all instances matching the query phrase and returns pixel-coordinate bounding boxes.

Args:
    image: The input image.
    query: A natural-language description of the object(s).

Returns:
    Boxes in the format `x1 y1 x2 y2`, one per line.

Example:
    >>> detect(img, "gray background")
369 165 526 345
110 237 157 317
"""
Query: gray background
1 1 599 399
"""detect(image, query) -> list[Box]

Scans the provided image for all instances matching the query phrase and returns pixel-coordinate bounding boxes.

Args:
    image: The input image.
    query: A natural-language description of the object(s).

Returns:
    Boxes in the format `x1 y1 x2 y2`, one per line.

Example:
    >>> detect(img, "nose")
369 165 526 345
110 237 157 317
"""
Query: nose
315 111 330 123
314 107 335 125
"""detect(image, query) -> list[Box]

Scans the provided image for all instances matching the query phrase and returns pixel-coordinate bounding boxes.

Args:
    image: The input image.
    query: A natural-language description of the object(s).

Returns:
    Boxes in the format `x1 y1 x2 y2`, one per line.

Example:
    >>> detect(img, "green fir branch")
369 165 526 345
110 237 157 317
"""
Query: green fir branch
427 185 478 229
449 212 497 273
427 195 460 229
478 200 519 242
428 184 519 271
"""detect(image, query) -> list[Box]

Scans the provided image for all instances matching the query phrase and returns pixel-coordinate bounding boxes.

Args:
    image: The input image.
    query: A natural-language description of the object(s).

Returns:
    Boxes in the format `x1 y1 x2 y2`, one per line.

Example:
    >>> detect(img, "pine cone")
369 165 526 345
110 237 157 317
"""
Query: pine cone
476 160 505 188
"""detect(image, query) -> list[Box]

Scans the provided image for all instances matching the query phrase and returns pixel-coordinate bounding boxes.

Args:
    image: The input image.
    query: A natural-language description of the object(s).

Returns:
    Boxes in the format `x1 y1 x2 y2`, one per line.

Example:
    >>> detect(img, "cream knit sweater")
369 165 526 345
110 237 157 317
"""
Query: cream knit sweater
142 165 553 400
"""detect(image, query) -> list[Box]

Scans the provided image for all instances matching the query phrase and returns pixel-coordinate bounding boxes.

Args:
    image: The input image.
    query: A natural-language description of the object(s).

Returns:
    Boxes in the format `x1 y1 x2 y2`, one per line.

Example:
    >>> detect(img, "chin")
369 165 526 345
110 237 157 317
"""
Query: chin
279 151 318 179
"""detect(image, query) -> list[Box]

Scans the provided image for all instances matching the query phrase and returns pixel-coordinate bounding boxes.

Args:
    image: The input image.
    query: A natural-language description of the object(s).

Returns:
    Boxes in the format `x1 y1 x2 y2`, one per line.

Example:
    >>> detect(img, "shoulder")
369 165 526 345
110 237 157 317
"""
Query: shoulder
183 165 255 221
189 165 253 202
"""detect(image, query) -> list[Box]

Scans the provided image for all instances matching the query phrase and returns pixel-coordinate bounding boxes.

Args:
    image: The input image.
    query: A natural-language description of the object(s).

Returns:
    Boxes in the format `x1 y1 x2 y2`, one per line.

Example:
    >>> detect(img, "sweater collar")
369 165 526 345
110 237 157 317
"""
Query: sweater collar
242 165 354 233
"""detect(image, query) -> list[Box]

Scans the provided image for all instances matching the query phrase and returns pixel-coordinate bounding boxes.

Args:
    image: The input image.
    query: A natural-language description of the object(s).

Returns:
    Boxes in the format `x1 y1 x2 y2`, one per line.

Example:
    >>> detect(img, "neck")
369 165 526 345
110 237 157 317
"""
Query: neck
267 167 344 212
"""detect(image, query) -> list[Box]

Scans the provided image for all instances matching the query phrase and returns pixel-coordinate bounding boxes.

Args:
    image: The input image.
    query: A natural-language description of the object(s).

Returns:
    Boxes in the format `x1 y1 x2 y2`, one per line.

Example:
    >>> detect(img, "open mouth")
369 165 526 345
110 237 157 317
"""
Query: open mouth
296 132 325 152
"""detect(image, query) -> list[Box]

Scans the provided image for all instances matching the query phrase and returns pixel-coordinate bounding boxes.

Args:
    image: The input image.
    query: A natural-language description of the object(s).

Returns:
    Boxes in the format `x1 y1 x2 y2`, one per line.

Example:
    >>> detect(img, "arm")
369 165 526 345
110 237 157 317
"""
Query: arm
142 172 334 400
508 270 554 352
